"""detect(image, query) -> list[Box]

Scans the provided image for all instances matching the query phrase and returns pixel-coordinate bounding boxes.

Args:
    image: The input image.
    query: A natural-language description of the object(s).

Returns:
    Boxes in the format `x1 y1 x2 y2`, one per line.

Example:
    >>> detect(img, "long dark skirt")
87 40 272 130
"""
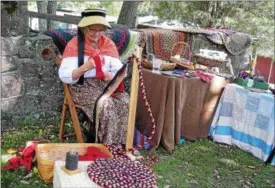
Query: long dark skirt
69 78 129 145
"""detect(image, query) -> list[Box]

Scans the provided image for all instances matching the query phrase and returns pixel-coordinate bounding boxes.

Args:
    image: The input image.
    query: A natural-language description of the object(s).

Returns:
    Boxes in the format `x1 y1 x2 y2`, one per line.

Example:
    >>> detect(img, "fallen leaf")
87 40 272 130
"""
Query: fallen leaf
189 179 198 185
157 175 163 179
247 166 256 169
214 169 219 174
23 172 32 179
33 167 38 173
163 185 172 188
7 149 17 155
165 179 171 183
215 175 220 180
20 180 30 184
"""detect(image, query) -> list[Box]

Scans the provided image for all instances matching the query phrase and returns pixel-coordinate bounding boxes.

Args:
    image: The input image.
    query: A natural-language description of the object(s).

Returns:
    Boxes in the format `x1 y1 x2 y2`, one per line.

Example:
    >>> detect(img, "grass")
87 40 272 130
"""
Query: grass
1 122 275 188
150 140 275 188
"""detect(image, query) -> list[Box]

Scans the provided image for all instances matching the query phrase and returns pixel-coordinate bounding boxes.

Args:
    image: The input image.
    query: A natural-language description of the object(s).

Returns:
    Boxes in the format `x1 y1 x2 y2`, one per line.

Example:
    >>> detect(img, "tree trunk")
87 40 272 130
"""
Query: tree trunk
37 1 48 31
47 1 57 30
117 1 140 28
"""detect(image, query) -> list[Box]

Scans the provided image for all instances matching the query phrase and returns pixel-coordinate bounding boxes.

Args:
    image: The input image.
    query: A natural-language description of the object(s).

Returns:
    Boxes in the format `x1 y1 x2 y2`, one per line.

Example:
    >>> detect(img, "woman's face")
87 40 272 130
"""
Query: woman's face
84 24 106 42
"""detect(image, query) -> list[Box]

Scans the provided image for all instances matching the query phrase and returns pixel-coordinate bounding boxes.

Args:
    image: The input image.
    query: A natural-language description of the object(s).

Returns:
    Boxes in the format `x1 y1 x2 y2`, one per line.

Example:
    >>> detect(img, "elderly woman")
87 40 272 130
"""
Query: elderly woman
58 9 129 145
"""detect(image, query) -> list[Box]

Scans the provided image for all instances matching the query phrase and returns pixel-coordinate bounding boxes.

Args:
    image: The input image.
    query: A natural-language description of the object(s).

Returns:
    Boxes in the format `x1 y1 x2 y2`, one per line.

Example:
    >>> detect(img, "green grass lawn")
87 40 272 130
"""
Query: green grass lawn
1 123 274 188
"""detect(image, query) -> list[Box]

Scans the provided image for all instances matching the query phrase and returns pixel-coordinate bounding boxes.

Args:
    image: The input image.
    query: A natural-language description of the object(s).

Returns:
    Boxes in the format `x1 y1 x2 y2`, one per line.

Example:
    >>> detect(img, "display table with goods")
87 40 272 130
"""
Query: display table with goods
135 68 232 153
209 83 275 165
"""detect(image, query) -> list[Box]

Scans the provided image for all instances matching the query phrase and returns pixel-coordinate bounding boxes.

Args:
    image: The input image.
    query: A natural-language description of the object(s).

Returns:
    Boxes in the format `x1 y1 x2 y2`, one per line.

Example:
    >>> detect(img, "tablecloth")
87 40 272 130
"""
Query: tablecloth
209 83 275 165
135 69 231 153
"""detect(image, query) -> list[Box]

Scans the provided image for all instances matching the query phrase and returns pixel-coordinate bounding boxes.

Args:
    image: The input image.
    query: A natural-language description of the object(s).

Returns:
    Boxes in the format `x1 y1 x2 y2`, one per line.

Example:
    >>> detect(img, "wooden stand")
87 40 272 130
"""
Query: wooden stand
61 166 82 175
126 47 142 153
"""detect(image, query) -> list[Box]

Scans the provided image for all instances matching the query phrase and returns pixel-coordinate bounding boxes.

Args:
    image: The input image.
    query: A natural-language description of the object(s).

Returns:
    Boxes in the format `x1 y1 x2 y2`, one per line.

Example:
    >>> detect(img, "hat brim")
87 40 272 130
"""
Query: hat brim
78 16 111 28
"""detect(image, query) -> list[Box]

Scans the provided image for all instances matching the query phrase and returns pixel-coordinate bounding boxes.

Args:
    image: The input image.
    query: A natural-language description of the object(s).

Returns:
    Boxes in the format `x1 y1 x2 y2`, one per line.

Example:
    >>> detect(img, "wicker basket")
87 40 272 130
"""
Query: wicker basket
141 59 176 71
170 42 194 70
194 54 228 67
36 143 112 184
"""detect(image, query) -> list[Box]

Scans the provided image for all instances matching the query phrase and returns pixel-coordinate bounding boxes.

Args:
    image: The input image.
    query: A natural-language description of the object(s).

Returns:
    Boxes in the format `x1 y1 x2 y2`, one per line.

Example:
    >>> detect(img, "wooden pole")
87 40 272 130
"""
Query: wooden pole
126 47 141 152
28 11 80 25
268 59 274 83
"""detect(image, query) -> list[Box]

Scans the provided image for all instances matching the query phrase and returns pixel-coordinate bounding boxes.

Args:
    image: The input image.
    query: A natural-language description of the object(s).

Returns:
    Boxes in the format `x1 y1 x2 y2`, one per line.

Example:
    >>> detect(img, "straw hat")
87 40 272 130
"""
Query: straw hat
78 9 111 28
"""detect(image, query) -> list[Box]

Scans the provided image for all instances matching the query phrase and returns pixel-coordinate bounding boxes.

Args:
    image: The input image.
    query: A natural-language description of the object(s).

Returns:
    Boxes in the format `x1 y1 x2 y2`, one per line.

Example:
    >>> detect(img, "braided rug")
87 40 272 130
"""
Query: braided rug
87 158 157 188
105 28 131 56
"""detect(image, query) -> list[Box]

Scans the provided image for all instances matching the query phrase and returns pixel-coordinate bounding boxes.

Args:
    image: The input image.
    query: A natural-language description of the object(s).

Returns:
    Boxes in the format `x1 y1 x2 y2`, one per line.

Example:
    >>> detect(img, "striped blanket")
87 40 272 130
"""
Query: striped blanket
44 28 137 61
209 83 275 165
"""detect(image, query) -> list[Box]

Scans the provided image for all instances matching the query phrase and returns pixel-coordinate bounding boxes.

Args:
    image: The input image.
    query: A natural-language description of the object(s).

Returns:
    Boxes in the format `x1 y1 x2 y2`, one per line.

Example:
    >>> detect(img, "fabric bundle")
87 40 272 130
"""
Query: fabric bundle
3 141 38 171
87 158 157 188
79 146 110 161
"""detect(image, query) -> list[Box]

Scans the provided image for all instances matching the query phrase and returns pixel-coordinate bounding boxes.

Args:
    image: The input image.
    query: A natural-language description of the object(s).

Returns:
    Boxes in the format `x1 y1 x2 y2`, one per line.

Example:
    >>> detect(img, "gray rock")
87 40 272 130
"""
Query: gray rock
1 55 18 73
1 72 23 98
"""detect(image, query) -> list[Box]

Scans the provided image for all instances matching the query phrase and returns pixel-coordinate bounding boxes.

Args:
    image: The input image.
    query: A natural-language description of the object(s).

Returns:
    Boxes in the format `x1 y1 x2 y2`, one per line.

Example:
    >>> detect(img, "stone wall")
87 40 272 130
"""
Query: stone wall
1 34 64 129
1 2 29 37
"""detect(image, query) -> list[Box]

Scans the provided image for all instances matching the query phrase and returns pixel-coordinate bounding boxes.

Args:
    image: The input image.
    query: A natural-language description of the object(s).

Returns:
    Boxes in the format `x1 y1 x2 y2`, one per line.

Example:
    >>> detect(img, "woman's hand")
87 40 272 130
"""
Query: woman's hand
85 57 96 70
72 57 96 81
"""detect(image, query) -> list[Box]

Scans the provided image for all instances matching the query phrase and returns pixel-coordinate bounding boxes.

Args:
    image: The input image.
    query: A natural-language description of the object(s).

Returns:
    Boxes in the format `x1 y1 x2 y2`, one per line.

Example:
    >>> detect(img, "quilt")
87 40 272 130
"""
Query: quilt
209 83 275 165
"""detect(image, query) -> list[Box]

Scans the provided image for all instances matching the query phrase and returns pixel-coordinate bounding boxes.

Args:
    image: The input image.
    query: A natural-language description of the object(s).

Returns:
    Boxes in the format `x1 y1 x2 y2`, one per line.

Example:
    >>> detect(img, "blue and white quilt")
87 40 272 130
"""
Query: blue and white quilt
209 83 275 165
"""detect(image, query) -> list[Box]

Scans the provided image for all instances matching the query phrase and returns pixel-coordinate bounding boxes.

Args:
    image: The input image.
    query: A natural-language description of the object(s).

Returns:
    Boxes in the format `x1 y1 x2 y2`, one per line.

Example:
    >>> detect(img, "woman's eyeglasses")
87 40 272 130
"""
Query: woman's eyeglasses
89 28 106 33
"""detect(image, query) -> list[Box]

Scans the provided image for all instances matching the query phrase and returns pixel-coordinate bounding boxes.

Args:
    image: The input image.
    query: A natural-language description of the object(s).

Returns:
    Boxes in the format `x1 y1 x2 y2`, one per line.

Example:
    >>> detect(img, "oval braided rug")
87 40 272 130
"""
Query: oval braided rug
87 158 157 188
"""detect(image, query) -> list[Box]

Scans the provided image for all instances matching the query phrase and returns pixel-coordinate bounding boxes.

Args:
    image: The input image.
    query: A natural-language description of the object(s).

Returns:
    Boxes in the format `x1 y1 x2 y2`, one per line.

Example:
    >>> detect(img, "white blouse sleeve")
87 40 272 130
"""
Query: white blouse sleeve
58 56 96 84
102 55 124 77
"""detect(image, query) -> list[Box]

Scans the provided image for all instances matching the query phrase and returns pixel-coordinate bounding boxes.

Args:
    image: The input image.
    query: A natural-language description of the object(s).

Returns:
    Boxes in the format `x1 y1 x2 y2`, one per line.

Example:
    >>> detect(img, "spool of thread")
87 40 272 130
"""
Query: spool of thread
65 151 79 171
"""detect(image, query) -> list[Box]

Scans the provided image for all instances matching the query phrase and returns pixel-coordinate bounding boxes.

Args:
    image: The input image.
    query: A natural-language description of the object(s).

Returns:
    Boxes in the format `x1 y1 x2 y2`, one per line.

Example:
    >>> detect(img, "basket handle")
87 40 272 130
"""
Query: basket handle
171 42 192 61
38 170 53 183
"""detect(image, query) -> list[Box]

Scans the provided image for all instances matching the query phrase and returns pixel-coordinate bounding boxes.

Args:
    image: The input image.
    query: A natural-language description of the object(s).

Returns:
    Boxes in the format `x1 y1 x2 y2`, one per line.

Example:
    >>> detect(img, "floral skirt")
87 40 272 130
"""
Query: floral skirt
69 78 129 145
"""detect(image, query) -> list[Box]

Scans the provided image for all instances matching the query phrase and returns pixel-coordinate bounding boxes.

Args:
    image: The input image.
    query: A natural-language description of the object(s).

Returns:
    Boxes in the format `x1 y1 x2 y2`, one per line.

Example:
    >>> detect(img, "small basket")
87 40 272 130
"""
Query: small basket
170 42 194 70
194 54 228 67
36 143 112 184
141 58 176 71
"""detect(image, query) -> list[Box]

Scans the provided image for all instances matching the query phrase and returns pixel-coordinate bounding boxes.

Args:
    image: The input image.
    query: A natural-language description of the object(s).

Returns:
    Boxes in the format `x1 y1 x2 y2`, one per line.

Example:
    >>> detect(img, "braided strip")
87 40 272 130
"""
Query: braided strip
128 55 156 149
